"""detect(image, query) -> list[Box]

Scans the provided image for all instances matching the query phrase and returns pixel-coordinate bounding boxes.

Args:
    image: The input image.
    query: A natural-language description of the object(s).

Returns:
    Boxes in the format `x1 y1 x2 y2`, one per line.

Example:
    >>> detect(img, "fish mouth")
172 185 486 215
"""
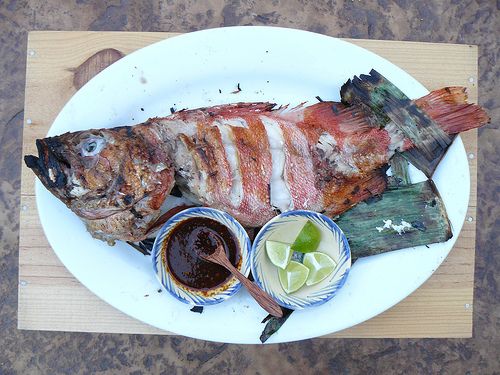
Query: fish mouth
24 137 70 191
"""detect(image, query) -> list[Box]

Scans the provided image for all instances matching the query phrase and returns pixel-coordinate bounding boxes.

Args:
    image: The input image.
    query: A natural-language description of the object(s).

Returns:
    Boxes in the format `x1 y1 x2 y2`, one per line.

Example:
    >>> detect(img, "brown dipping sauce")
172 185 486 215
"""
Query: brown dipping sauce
163 217 241 291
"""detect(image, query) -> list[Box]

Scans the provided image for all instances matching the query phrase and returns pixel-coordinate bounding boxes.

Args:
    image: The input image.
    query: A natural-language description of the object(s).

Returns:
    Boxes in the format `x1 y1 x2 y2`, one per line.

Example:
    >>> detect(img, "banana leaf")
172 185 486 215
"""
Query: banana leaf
259 308 294 343
337 179 451 262
389 152 411 186
340 69 453 177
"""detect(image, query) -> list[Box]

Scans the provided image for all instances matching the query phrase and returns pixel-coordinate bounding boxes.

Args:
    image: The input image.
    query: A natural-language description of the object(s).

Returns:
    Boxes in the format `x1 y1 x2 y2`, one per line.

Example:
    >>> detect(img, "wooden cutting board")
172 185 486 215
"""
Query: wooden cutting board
18 31 478 338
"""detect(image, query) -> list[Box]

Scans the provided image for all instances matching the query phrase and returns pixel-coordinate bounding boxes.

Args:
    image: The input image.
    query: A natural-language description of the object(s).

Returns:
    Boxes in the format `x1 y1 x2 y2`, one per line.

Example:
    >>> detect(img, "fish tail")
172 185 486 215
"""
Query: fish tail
416 87 490 134
340 69 489 177
417 86 468 106
340 69 452 154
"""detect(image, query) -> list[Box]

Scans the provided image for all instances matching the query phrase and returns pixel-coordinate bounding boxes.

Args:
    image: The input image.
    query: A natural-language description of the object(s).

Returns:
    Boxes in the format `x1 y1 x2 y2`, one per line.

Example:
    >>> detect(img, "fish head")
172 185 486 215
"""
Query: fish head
24 126 175 220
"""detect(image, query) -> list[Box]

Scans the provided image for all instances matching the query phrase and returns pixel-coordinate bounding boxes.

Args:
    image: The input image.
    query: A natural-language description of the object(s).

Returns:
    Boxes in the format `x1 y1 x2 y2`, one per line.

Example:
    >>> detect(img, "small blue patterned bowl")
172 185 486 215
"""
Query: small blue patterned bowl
152 207 251 306
251 210 351 310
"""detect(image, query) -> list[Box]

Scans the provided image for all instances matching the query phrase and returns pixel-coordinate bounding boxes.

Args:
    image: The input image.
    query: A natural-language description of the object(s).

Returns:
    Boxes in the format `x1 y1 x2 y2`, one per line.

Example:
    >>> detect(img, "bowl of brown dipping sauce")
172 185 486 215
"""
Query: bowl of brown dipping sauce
152 207 251 306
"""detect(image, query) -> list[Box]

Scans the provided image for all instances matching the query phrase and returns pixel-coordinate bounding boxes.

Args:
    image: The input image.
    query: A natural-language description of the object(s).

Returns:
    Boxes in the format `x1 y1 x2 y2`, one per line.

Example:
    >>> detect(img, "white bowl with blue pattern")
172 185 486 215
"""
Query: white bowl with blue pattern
152 207 251 306
251 210 351 310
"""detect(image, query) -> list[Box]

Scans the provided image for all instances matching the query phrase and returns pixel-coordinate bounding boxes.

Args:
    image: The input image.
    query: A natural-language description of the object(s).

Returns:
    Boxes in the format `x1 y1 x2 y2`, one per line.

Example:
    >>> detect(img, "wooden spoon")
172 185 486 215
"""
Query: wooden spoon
200 244 283 318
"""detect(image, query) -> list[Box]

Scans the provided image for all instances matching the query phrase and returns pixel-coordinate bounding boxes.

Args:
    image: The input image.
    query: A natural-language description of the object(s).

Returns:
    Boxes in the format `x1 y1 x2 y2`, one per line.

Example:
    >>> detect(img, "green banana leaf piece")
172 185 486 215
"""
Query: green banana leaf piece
340 69 453 177
337 179 451 262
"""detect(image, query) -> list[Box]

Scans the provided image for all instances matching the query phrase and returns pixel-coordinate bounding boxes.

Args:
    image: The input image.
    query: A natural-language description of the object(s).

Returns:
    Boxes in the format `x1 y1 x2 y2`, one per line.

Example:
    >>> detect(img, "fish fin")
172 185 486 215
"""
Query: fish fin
405 88 489 174
299 102 373 135
279 101 307 113
336 107 375 134
432 103 490 134
145 204 194 235
416 86 468 107
416 87 490 134
190 102 276 118
323 167 388 216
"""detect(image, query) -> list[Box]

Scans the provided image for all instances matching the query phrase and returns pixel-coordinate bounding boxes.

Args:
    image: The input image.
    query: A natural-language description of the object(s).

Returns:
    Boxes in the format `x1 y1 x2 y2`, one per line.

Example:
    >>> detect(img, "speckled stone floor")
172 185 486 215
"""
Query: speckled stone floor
1 1 499 374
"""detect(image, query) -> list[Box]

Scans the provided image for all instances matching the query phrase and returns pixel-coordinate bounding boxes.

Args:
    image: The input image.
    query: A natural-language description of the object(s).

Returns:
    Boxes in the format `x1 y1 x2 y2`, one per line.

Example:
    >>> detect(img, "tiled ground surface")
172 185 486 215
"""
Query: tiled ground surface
1 1 498 374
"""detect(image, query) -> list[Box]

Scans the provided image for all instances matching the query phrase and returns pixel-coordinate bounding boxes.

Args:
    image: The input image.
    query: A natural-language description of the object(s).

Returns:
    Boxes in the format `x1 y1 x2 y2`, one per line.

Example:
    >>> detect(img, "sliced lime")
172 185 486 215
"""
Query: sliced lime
278 261 309 294
266 240 292 269
291 220 321 253
303 252 337 286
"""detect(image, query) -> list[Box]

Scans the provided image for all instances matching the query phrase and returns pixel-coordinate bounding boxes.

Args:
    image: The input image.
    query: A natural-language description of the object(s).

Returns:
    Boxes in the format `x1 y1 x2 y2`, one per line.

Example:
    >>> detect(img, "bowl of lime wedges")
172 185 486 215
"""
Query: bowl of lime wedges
250 210 351 310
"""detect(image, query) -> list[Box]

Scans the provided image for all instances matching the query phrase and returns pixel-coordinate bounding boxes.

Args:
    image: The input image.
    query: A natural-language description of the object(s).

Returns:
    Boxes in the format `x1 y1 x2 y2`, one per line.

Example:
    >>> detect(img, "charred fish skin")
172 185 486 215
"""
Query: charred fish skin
25 126 175 243
25 71 490 243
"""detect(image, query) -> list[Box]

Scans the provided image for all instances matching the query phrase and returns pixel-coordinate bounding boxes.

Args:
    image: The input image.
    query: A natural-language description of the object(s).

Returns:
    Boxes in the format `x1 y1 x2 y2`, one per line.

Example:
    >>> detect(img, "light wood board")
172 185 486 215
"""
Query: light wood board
18 31 478 338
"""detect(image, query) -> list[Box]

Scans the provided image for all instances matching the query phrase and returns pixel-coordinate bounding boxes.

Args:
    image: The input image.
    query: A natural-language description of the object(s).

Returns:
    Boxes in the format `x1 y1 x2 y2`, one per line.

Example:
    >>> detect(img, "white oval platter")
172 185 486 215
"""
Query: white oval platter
35 26 469 344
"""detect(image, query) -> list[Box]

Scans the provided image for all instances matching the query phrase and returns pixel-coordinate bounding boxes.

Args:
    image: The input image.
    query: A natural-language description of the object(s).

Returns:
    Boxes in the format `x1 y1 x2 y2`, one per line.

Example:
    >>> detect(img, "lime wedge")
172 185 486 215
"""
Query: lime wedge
291 220 321 253
266 240 292 269
303 252 337 286
278 261 309 294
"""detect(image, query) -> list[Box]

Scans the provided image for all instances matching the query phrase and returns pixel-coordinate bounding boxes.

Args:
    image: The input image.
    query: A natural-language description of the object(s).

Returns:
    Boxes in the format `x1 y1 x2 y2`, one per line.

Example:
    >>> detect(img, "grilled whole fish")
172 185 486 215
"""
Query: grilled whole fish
25 72 489 243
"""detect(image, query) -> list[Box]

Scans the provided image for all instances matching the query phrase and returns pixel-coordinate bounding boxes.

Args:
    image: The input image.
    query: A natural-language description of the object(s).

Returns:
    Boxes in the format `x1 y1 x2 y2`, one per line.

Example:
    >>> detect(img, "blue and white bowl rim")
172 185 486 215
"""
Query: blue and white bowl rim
151 207 252 306
251 210 352 310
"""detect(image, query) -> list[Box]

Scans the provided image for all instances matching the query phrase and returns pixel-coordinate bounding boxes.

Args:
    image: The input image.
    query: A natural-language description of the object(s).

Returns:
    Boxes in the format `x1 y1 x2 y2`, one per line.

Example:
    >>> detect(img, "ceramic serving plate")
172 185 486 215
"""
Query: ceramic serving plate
35 26 469 344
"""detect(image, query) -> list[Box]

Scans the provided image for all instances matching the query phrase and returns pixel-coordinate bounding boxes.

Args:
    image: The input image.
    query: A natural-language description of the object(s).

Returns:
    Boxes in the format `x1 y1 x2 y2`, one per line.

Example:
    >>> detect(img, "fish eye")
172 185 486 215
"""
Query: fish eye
81 138 104 156
85 141 97 153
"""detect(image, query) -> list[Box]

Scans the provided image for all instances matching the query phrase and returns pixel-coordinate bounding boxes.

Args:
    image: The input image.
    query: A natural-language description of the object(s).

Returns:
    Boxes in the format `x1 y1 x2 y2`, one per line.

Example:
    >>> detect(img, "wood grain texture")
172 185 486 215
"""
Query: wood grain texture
71 48 124 90
18 31 478 338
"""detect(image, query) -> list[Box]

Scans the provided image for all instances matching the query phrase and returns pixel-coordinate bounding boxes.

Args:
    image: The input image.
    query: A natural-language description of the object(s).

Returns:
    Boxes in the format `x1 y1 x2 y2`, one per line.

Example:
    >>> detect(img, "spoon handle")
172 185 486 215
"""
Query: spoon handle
215 254 283 318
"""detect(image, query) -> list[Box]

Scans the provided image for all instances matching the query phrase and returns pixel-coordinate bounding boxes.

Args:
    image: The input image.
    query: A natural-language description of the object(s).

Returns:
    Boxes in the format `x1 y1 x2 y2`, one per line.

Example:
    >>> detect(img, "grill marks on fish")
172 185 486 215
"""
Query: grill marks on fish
161 102 397 222
279 119 320 211
193 122 233 207
321 168 388 215
219 117 249 128
229 116 275 225
166 109 279 225
161 88 487 228
177 134 210 200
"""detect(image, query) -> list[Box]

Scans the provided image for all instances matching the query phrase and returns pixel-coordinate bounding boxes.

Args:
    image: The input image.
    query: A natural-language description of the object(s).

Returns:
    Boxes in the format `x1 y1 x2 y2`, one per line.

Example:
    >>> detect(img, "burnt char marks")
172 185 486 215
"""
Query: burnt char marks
169 185 183 197
115 174 125 186
114 125 134 137
180 122 233 206
322 168 388 216
130 207 143 219
25 138 69 191
123 194 133 205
